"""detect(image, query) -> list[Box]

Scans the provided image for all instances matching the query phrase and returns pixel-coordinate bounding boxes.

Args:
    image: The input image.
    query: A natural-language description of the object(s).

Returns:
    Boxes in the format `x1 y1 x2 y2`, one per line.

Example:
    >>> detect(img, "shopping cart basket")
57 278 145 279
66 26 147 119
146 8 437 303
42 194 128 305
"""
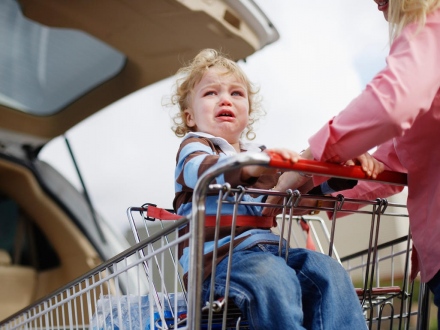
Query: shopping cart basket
0 152 431 330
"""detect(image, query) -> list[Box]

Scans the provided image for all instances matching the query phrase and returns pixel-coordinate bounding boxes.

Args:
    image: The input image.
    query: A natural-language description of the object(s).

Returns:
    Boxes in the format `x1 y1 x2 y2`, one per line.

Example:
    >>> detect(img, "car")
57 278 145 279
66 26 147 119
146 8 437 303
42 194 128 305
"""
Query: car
0 0 279 321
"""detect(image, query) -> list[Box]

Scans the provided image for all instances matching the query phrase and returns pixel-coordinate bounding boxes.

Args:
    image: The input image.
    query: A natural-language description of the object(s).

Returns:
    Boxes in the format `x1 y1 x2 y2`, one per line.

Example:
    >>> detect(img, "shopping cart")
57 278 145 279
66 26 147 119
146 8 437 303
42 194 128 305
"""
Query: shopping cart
0 152 431 330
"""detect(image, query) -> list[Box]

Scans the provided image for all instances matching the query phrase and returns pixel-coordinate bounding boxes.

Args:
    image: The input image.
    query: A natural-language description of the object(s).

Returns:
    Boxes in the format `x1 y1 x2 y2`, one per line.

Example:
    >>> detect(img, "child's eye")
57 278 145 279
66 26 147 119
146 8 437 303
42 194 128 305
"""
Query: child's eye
232 91 245 97
204 90 216 96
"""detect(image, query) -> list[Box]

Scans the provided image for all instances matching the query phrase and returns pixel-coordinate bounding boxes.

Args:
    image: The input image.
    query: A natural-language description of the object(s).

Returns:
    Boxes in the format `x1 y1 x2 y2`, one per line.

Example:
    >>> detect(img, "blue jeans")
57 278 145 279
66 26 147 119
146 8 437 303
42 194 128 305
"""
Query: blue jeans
202 244 366 330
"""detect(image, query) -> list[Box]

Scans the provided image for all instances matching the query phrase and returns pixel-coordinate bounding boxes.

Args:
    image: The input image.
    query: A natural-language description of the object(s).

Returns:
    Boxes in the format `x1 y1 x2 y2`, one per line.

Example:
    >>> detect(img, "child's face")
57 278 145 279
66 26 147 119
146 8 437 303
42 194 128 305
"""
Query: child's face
184 67 250 145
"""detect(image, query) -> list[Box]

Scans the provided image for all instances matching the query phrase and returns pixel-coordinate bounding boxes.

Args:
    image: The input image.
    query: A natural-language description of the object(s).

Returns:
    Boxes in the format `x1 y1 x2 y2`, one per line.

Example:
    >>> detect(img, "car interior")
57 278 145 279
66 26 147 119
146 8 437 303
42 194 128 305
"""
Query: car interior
0 158 103 321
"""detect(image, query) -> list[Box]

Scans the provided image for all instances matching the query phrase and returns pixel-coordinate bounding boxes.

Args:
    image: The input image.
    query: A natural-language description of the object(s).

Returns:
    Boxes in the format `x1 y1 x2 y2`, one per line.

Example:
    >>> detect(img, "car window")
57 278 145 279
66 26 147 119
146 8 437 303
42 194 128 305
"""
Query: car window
0 0 125 116
0 197 60 270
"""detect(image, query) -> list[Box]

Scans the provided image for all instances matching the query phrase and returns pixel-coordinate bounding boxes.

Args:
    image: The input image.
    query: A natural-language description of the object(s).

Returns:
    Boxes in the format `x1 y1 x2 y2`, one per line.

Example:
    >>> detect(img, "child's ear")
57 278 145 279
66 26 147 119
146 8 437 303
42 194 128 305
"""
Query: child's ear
184 109 195 127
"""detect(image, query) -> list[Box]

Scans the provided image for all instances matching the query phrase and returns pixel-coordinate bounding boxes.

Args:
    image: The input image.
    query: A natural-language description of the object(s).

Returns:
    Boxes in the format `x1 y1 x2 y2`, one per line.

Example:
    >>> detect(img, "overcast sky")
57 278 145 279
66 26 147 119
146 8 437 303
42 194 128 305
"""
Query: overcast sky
40 1 390 233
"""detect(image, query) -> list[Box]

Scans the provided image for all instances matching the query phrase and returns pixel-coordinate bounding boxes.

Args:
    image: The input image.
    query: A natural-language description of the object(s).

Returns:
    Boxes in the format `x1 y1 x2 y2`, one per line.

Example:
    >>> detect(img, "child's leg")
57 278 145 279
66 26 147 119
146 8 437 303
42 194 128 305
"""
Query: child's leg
285 247 367 330
202 245 307 330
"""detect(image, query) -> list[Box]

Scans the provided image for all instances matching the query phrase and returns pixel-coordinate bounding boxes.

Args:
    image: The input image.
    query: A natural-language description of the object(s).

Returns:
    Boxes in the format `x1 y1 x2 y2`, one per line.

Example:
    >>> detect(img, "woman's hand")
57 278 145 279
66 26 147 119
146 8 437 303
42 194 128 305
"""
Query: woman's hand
302 147 385 178
345 153 385 179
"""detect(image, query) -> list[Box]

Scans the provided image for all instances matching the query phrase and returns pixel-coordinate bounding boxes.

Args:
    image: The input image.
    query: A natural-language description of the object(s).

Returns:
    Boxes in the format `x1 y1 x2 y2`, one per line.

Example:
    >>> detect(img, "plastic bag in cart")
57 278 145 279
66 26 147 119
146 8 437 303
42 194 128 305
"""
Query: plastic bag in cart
90 293 187 330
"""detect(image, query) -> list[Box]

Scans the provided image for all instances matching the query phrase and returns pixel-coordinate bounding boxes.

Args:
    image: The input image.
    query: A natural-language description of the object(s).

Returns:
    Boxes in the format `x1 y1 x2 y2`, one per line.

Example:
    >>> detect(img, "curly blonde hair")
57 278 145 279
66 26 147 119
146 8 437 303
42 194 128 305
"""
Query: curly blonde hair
388 0 440 40
169 49 263 140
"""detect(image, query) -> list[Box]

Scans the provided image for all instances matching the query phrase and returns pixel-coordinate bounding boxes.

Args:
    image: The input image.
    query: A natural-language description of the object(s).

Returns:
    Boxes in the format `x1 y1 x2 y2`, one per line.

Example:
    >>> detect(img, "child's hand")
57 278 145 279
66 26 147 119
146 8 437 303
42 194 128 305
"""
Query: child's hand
265 148 310 189
272 171 311 193
261 170 313 217
265 148 301 163
242 148 301 180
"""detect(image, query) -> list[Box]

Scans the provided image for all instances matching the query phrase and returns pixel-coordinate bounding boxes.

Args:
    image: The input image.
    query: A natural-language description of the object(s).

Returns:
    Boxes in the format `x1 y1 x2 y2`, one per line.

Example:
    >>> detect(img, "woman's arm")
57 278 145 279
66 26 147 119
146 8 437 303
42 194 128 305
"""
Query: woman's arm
310 13 440 163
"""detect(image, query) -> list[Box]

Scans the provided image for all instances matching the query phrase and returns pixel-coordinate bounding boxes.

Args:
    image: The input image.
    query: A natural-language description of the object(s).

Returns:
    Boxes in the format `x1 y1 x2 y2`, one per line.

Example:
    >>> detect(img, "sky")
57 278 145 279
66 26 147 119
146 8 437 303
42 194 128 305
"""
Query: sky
39 1 391 233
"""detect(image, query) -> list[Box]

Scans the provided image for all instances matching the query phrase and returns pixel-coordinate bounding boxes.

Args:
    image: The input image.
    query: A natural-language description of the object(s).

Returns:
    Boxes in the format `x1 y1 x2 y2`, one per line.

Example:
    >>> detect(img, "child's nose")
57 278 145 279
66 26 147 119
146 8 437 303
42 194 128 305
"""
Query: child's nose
219 93 232 106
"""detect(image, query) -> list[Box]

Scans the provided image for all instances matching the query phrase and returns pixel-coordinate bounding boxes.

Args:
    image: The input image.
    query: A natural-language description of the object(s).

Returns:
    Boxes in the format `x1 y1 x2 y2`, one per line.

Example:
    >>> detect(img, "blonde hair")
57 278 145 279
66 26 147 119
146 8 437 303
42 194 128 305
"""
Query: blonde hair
388 0 440 40
170 49 263 140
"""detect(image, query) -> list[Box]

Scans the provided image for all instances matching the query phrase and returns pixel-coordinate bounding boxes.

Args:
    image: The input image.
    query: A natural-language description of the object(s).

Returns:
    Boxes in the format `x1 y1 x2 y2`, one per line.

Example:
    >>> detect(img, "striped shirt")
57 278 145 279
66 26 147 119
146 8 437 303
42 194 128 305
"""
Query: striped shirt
173 132 281 276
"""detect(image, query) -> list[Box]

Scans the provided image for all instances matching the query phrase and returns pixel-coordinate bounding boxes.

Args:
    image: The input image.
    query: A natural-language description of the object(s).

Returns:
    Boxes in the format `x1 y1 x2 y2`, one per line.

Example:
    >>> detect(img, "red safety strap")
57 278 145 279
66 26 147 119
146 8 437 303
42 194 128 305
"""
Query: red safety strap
146 205 183 221
146 206 315 250
146 205 274 228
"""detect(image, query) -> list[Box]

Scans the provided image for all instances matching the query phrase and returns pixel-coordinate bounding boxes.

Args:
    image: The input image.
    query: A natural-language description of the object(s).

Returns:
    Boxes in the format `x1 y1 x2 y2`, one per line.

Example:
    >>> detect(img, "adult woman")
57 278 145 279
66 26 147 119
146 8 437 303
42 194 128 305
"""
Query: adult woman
272 0 440 324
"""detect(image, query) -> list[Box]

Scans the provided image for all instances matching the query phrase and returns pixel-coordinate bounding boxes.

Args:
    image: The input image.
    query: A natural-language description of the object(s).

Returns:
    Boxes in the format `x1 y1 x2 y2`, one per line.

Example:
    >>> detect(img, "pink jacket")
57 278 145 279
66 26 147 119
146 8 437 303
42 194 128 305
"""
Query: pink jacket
309 8 440 283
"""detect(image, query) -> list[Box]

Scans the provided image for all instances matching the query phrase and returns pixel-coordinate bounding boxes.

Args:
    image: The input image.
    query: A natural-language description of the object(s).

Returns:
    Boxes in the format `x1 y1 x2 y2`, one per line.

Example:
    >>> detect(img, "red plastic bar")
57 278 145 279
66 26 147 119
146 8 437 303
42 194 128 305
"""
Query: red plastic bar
267 152 407 186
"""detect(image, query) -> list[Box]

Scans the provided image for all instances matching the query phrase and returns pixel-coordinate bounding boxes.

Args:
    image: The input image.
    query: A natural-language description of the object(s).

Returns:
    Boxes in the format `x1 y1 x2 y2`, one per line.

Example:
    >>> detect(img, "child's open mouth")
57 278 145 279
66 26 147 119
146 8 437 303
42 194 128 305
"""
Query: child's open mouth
217 110 235 118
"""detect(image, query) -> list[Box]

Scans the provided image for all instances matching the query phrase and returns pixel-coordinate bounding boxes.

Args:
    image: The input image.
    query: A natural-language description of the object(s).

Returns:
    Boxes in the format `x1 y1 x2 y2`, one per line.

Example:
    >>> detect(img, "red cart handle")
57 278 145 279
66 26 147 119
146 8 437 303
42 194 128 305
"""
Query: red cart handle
267 152 407 186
